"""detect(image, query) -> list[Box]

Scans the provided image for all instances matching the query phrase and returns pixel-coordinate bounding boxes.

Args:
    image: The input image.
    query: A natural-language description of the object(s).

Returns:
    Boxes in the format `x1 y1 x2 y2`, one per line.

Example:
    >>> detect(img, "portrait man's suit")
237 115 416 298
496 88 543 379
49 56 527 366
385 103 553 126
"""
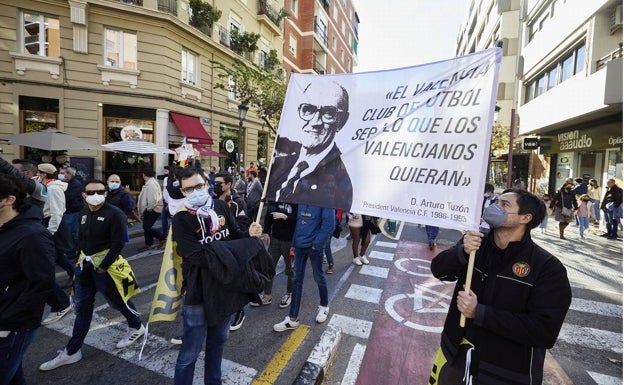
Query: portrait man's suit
266 143 352 211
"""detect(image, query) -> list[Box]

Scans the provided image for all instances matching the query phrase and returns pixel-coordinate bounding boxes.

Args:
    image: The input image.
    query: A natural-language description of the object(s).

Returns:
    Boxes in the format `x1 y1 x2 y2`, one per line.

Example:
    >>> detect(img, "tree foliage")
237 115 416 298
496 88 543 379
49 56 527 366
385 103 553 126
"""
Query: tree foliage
211 58 286 133
490 122 510 156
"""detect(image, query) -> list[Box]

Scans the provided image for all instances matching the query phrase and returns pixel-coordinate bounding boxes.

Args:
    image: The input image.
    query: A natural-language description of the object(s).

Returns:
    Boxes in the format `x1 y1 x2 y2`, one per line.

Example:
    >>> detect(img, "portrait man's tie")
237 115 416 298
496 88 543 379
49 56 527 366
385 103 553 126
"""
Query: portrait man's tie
279 161 309 200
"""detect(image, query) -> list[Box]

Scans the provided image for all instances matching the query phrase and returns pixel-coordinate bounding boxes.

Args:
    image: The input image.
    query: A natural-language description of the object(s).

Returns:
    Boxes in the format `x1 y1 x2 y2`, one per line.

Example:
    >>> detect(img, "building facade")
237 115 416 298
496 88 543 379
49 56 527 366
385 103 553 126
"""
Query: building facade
282 0 359 75
0 0 286 187
518 0 622 193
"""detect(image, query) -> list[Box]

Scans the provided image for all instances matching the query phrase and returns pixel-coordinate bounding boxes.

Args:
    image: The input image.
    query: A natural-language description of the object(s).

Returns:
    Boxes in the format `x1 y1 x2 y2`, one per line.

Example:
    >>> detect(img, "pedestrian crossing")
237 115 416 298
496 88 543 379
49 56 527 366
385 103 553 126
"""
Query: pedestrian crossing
320 229 623 385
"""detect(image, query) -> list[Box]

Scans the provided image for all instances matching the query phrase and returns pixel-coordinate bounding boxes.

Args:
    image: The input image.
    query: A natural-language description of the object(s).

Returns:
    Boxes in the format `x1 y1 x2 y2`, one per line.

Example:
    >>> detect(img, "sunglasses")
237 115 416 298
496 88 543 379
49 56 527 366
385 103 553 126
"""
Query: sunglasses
84 190 106 196
181 182 206 194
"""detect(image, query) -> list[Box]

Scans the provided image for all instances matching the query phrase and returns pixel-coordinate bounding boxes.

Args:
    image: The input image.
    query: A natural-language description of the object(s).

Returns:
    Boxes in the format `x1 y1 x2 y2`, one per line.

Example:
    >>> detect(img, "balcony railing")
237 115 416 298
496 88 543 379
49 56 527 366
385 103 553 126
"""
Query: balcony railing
313 58 325 74
119 0 143 5
158 0 177 15
314 18 328 46
257 0 285 28
596 43 623 70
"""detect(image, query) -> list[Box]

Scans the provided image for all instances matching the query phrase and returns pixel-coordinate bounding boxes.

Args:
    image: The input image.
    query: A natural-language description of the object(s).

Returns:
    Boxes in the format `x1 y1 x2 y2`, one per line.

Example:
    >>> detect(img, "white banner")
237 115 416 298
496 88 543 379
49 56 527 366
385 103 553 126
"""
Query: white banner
265 48 502 231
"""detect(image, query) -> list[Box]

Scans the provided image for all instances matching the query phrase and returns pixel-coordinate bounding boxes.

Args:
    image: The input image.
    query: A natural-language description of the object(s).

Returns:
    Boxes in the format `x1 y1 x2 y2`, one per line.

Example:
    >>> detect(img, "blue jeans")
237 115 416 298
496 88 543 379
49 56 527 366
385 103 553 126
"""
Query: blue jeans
604 208 619 238
590 198 600 221
578 217 589 237
289 247 328 320
425 226 439 242
174 305 231 385
324 238 334 266
66 264 142 355
0 329 37 385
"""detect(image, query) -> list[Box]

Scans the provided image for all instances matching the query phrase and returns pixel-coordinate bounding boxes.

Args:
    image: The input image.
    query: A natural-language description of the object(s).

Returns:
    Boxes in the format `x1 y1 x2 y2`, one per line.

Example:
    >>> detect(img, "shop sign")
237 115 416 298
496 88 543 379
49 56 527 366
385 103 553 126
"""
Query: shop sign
522 137 540 150
554 125 622 152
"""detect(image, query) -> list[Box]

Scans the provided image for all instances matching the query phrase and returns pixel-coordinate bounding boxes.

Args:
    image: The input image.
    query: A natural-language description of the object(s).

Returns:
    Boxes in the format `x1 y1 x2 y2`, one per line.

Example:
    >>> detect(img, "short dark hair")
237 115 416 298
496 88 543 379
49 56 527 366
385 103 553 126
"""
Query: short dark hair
502 188 545 229
575 178 583 184
250 170 257 178
0 174 28 212
215 172 233 185
179 167 205 183
484 183 495 193
143 168 156 178
84 179 106 191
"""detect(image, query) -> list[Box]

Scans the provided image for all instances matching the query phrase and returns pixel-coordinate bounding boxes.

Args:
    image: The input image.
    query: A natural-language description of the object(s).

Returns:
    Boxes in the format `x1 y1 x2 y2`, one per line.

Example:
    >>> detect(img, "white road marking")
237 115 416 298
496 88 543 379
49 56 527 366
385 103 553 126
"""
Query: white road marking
587 371 622 385
341 343 366 385
368 250 394 261
558 323 623 354
359 265 389 279
345 284 383 304
376 241 398 249
327 314 372 339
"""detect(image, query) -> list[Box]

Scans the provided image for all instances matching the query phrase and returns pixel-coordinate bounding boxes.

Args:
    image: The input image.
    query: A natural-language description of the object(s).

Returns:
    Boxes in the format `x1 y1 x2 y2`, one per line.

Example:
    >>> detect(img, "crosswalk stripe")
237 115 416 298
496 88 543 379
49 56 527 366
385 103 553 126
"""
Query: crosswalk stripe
341 343 366 385
376 241 398 249
570 298 622 318
327 314 373 339
558 323 623 354
587 371 622 385
345 284 383 304
368 250 395 261
359 265 389 279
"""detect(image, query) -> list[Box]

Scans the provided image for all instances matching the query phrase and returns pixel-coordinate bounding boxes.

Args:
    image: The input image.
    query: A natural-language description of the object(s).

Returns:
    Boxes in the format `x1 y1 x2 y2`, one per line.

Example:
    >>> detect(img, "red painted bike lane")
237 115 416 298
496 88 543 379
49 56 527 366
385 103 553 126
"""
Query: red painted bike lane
355 240 573 385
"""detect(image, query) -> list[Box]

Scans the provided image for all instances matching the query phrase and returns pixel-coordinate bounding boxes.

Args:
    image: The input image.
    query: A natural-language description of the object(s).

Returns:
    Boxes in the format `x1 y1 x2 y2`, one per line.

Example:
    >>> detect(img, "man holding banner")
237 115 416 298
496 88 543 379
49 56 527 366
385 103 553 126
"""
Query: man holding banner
429 189 571 384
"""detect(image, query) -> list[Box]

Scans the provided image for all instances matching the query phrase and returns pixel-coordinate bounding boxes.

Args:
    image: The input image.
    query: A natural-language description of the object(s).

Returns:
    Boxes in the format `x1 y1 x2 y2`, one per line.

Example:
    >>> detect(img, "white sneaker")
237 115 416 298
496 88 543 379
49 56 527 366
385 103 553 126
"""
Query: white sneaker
279 293 292 309
41 305 72 325
116 324 145 348
353 257 362 266
316 306 329 323
273 316 300 332
359 255 370 265
39 349 82 371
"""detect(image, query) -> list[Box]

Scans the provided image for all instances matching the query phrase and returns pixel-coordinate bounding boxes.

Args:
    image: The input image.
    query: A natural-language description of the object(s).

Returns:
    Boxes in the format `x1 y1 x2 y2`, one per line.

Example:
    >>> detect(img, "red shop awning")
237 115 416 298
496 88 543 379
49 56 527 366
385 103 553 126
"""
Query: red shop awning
170 112 214 145
195 145 226 158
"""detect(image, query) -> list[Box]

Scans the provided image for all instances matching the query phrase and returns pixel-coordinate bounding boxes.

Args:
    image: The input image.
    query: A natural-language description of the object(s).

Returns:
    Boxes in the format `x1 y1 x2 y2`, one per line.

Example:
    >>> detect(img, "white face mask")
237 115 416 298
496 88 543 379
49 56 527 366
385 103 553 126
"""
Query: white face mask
85 194 106 206
58 174 66 181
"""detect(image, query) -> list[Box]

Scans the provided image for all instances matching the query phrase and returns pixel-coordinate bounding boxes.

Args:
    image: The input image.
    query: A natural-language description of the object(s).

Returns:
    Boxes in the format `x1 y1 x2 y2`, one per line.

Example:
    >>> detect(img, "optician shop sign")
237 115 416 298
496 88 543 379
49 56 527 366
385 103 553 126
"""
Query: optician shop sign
553 125 622 152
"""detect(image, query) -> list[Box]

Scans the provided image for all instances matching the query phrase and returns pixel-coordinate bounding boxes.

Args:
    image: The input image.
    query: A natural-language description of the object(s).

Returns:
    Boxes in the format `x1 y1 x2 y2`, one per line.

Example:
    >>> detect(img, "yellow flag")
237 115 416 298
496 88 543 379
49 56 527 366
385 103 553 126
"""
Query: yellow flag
148 227 184 323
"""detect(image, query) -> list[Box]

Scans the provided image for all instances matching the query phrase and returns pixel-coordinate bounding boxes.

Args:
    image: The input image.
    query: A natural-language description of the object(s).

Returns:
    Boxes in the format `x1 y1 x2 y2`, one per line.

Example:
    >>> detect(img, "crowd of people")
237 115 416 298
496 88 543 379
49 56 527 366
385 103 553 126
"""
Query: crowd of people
1 151 621 385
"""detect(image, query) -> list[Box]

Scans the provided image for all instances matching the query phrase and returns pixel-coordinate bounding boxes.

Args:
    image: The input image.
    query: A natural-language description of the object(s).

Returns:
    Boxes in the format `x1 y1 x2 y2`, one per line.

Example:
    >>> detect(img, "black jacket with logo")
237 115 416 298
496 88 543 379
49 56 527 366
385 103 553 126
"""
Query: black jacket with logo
431 230 571 384
78 203 127 270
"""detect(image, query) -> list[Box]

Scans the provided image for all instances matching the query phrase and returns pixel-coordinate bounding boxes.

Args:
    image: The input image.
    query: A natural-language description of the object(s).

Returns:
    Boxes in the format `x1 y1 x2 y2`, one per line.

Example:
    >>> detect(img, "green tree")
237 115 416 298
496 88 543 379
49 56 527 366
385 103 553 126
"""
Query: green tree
490 122 509 157
211 58 286 133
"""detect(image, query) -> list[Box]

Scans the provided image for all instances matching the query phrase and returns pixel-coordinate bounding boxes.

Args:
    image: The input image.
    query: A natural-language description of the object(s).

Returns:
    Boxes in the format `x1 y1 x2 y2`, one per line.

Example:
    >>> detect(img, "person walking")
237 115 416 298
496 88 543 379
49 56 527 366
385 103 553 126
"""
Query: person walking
347 213 371 266
257 201 298 306
588 179 602 225
137 168 165 251
0 173 56 385
245 170 263 220
600 178 623 240
59 166 84 258
429 189 571 384
576 194 595 239
105 174 135 242
39 179 145 371
273 204 334 332
425 225 440 250
171 168 264 385
550 182 578 239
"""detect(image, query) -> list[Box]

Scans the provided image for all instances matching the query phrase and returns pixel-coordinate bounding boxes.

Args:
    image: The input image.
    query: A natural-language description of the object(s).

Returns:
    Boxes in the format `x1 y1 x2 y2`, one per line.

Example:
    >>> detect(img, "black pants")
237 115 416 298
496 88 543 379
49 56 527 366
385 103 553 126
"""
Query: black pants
142 210 164 246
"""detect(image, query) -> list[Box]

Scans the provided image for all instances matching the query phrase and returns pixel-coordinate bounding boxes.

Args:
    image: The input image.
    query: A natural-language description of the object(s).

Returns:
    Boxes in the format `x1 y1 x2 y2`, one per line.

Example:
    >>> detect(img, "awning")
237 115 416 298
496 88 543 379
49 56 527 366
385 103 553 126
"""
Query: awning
195 145 226 158
170 112 213 145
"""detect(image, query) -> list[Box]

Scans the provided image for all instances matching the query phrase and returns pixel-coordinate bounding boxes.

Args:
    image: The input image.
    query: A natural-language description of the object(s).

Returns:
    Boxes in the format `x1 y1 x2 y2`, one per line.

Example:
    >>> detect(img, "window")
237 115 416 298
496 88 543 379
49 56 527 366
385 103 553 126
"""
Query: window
289 36 297 57
291 0 298 17
22 11 60 57
526 81 536 102
574 45 585 75
536 74 546 96
228 76 236 100
181 49 197 85
104 28 137 69
560 55 574 82
546 66 558 90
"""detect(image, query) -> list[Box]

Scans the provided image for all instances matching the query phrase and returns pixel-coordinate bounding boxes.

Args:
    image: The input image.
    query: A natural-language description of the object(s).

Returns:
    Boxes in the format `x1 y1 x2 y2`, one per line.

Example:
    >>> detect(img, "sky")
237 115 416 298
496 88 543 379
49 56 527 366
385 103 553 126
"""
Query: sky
353 0 469 72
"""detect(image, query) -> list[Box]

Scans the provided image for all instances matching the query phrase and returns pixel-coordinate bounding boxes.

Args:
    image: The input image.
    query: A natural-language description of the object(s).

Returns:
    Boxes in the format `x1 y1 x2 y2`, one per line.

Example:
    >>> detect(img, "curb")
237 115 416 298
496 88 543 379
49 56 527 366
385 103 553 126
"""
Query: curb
292 325 343 385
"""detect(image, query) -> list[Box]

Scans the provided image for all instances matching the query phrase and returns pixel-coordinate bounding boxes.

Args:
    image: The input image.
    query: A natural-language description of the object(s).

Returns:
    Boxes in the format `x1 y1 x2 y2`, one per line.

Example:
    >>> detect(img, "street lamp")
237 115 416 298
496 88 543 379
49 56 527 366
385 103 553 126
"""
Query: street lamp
237 103 248 167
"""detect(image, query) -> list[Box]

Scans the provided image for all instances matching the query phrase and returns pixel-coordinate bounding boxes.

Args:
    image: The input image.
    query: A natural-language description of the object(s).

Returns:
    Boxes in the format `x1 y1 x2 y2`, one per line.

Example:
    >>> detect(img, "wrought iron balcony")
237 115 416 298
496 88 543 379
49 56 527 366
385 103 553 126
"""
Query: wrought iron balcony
158 0 177 16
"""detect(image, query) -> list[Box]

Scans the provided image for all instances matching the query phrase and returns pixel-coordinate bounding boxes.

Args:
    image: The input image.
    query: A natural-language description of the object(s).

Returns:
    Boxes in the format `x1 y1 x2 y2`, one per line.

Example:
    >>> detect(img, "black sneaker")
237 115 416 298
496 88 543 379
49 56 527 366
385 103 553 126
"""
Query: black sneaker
230 310 245 331
326 264 334 274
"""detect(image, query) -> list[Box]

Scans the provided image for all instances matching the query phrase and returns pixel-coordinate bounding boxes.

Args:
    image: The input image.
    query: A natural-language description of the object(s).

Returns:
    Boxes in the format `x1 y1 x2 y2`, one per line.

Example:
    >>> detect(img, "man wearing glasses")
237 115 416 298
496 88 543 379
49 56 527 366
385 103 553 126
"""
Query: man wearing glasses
40 179 145 371
266 80 353 211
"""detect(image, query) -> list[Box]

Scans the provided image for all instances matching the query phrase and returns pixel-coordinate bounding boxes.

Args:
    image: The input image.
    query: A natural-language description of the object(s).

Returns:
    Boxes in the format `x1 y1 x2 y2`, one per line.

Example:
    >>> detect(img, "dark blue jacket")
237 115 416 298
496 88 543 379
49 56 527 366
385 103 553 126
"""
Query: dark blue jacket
291 204 335 250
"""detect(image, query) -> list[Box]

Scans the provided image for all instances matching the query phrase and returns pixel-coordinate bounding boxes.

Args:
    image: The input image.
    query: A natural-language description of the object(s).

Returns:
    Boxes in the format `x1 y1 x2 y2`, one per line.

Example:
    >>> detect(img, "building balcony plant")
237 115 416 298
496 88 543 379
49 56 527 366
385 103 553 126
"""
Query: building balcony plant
230 30 261 56
189 0 222 36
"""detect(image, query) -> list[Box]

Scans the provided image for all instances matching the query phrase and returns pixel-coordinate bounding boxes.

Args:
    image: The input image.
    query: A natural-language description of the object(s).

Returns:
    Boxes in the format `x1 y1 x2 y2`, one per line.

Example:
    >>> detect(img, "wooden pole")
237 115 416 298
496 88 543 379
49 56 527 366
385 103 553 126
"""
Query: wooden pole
460 250 476 327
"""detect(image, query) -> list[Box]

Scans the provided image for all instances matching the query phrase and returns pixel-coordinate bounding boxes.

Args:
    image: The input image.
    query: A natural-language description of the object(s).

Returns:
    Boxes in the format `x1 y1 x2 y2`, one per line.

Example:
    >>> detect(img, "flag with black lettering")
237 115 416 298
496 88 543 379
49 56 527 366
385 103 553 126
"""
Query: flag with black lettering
148 228 183 323
264 48 502 231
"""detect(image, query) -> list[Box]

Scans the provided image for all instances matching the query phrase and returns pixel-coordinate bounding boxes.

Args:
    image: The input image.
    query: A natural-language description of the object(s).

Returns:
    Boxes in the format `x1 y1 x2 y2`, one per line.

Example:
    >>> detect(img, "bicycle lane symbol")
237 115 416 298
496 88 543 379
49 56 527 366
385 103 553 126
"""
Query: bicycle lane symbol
384 257 454 333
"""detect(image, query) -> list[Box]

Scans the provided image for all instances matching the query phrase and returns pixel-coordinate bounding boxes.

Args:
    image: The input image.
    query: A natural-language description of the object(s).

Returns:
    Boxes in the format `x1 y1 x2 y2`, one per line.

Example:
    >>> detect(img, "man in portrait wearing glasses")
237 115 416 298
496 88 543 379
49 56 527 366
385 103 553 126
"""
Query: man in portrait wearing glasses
40 179 145 371
266 80 353 211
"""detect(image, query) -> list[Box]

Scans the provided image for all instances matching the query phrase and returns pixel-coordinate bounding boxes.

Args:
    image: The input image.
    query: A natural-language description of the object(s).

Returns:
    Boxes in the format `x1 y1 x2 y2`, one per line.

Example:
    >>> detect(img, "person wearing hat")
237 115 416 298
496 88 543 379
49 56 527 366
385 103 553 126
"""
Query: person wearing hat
37 163 74 325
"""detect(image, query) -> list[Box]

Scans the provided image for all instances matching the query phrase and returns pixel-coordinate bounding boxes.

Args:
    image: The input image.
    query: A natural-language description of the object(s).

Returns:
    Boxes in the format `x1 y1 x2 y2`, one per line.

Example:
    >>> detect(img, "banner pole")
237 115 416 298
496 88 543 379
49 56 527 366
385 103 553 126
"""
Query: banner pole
255 133 281 224
459 249 476 327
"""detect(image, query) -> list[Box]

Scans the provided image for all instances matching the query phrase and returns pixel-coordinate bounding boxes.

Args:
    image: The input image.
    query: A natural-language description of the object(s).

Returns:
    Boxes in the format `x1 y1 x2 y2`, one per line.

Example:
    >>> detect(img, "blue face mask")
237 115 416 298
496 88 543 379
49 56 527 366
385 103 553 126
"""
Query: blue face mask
186 188 209 207
483 203 508 228
108 182 120 190
58 174 66 181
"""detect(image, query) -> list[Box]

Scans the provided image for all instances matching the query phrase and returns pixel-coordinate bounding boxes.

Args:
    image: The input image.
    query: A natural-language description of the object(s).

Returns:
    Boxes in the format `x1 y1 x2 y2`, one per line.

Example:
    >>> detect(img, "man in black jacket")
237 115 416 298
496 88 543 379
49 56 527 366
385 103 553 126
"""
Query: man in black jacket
39 179 145 371
429 189 571 385
172 168 264 385
0 174 55 384
600 178 623 240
